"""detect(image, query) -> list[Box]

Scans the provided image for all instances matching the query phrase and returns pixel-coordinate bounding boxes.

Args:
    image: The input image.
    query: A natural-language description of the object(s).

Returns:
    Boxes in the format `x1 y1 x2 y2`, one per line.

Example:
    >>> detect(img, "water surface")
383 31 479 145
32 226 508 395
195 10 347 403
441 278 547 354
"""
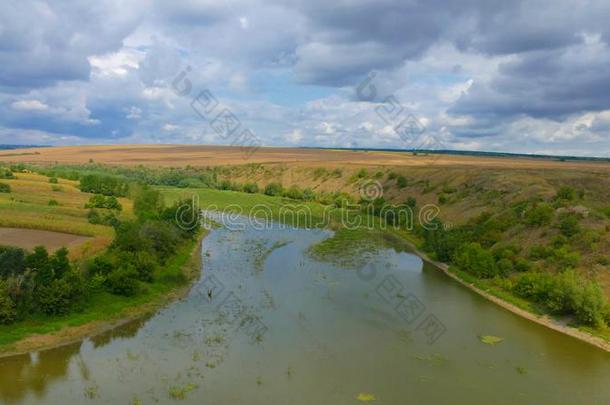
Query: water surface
1 220 609 404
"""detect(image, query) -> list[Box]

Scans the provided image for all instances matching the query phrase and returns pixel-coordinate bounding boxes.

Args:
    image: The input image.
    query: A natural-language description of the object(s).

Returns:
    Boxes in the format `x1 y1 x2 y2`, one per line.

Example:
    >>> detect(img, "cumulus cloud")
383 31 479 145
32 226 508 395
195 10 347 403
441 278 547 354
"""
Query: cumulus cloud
0 0 608 156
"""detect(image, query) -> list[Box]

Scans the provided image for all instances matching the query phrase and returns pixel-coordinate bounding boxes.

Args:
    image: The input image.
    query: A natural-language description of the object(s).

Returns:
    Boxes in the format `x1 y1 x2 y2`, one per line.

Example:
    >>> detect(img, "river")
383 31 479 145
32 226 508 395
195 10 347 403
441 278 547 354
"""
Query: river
1 219 609 404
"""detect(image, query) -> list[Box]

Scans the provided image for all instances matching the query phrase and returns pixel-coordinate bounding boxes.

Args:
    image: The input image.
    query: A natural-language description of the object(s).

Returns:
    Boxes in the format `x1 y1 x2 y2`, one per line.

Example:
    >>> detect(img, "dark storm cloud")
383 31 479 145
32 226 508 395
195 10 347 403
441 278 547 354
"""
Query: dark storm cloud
451 39 610 119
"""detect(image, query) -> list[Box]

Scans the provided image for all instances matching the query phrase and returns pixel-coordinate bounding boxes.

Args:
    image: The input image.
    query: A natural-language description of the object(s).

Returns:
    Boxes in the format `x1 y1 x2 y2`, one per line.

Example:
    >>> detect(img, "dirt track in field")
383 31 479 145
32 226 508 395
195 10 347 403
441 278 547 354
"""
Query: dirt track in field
0 227 91 251
2 144 610 171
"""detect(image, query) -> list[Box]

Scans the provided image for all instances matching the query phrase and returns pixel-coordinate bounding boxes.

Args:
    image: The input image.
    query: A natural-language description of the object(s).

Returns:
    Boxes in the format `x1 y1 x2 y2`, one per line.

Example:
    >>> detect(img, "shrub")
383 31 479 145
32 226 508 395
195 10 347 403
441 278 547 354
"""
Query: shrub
551 234 568 248
557 213 580 237
438 194 448 204
496 258 514 275
355 168 368 178
387 172 397 180
555 186 576 201
442 185 457 194
49 177 58 184
284 185 304 200
405 197 417 209
396 176 408 188
514 258 531 272
0 169 15 179
603 205 610 219
302 188 315 201
0 183 10 193
333 192 354 209
48 199 59 206
87 209 102 225
526 203 554 226
529 245 553 260
551 246 580 269
513 272 554 302
264 182 283 196
218 180 232 190
242 182 259 193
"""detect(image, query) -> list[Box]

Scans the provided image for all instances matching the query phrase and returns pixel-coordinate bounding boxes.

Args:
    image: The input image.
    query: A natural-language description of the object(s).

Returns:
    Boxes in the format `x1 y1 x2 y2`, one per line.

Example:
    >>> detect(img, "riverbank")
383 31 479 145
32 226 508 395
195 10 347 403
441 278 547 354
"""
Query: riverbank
401 235 610 353
0 231 207 359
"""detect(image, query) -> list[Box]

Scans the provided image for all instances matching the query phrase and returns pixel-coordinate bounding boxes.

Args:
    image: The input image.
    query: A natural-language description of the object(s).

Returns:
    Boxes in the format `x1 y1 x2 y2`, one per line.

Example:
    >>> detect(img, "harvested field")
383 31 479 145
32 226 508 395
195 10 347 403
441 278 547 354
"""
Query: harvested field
2 145 610 172
0 227 92 251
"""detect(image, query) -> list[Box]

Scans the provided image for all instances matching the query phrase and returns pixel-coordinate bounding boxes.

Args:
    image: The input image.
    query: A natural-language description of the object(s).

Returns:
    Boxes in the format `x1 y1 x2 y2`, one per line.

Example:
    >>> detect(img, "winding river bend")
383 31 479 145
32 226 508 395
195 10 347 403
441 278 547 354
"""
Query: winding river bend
1 219 610 404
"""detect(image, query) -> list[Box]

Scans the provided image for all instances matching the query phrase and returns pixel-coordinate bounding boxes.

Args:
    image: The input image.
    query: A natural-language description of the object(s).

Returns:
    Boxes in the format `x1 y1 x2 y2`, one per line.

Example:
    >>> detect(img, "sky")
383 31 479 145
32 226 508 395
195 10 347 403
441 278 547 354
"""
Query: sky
1 0 610 157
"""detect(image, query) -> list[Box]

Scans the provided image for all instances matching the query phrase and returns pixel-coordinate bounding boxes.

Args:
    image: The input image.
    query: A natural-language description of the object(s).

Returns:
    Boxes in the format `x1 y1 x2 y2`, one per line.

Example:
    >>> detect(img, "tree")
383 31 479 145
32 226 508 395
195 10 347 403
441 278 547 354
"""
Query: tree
49 247 71 279
0 246 25 278
133 187 164 220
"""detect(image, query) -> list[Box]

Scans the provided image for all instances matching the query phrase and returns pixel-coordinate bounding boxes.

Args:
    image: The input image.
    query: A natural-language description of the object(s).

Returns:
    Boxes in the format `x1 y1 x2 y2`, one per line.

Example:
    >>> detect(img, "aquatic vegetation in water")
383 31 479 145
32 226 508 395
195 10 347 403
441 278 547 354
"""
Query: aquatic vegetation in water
168 383 198 400
356 392 377 401
479 335 504 345
131 396 143 405
256 376 264 386
396 329 412 344
126 349 140 361
84 385 99 399
204 333 225 345
414 353 447 364
516 366 527 375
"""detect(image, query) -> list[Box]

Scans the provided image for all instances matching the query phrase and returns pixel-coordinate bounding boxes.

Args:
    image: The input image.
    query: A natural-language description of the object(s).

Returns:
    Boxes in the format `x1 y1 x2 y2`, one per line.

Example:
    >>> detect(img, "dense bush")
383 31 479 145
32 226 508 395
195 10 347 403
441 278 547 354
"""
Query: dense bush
0 183 10 193
454 243 499 278
526 203 554 226
49 177 58 184
514 270 606 326
85 194 122 210
79 174 128 196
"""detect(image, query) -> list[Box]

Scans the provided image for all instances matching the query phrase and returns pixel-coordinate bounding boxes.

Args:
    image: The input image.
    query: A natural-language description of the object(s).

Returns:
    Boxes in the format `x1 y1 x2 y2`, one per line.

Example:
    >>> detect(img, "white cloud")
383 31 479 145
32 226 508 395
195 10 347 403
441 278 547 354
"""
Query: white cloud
11 99 49 112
